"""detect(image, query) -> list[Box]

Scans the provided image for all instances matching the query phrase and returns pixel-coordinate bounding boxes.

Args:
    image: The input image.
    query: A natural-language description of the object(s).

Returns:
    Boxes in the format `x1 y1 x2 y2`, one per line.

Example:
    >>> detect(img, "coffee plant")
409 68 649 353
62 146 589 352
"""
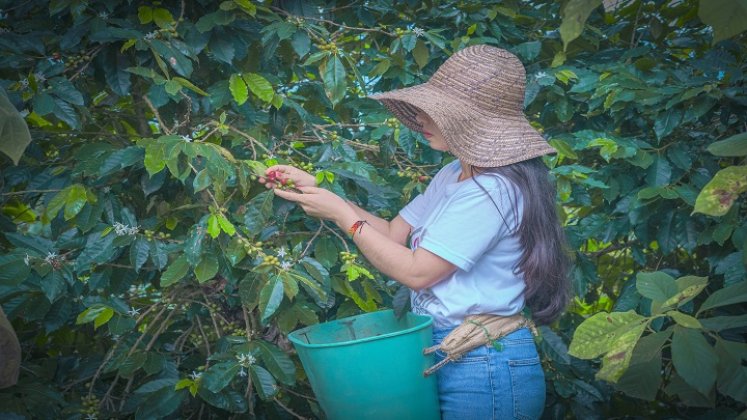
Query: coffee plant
0 0 745 418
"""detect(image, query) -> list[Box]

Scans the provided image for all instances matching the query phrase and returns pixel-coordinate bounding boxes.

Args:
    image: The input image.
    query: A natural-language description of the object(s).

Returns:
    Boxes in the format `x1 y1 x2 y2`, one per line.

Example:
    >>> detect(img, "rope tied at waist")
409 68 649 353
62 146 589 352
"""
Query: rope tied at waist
423 313 537 377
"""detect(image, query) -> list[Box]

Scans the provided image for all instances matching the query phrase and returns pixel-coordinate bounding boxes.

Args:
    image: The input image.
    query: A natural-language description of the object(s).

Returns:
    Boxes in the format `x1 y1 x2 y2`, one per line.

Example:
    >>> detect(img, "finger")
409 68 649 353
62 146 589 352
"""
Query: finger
273 187 305 202
265 165 291 175
296 186 324 194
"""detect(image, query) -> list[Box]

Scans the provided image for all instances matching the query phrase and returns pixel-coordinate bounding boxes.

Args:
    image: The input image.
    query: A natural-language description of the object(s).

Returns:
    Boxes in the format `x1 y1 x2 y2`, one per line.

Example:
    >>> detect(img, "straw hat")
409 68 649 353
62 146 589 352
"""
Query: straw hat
369 44 556 168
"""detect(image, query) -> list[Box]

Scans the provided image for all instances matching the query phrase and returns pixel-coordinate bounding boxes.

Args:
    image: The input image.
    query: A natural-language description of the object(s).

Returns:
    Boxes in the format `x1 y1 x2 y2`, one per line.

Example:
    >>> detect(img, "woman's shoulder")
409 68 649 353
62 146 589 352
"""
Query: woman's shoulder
450 171 521 202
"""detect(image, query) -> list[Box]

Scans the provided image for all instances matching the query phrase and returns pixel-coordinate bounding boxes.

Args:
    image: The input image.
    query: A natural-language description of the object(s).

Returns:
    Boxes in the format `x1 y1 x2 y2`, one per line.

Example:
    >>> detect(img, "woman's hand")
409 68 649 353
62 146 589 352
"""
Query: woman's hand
272 186 357 226
258 165 316 189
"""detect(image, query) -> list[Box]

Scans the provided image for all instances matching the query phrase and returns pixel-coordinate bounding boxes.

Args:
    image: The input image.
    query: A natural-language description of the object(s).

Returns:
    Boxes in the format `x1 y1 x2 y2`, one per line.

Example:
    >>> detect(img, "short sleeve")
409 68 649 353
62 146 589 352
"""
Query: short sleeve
418 180 521 272
398 161 458 226
399 192 427 226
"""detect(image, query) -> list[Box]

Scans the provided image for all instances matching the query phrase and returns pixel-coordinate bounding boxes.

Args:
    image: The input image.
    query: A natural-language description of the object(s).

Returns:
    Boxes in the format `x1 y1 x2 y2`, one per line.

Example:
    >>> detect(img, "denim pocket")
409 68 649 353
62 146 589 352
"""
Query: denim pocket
435 348 489 363
508 356 545 420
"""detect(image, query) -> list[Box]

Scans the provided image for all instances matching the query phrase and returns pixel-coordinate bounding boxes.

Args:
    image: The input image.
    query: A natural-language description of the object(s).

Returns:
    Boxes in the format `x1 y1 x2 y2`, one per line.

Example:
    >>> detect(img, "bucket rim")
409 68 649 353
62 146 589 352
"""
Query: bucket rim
287 309 433 349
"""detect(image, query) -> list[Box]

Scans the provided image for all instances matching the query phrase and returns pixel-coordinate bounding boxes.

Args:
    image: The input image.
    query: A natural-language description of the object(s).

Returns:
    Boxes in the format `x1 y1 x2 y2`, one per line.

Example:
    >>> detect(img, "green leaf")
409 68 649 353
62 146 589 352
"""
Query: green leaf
64 184 89 220
119 351 147 377
226 237 247 266
173 77 209 96
661 281 709 312
198 388 247 413
668 311 702 329
137 6 153 24
698 280 747 315
130 237 150 273
707 132 747 156
217 214 236 236
698 0 747 44
412 39 430 69
160 255 189 287
0 87 32 165
195 254 219 283
136 387 185 419
646 156 672 187
193 169 211 192
93 307 114 329
568 310 647 359
202 361 240 393
654 108 682 140
239 274 263 310
242 73 274 103
636 271 677 302
715 338 747 402
244 191 274 235
559 0 603 51
596 321 647 383
207 214 221 239
700 314 747 331
234 0 257 16
671 326 718 396
694 166 747 216
152 7 174 28
549 138 578 159
164 79 182 95
619 357 663 401
249 340 296 385
229 74 248 105
322 55 346 105
258 274 284 323
41 270 66 303
249 365 278 400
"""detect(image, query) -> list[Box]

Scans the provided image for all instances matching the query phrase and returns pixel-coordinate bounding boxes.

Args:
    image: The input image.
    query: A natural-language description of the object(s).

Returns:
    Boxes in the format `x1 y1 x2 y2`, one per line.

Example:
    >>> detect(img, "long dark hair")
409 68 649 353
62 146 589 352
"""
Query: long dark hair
468 157 571 326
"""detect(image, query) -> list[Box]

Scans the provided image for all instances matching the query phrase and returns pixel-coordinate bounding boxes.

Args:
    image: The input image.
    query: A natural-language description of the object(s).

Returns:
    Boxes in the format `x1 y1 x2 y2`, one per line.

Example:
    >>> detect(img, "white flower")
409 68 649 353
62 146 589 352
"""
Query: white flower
144 31 157 40
412 27 425 37
98 11 109 19
111 334 121 342
127 307 140 317
85 413 98 420
127 225 140 235
189 370 202 380
238 367 248 377
236 353 256 367
113 222 128 236
24 254 30 266
169 57 177 66
44 252 58 264
534 71 548 80
276 247 287 258
180 135 192 142
33 72 46 83
102 186 111 193
19 78 29 88
280 261 292 271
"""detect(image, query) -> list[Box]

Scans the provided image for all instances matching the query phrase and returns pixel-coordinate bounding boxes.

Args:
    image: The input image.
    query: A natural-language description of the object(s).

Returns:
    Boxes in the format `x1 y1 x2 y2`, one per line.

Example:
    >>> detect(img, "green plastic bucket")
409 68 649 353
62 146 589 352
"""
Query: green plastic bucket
288 309 440 420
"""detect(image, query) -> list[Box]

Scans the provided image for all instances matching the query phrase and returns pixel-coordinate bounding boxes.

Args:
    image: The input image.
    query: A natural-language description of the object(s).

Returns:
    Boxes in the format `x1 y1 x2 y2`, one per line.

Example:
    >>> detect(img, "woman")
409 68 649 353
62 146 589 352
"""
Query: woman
265 44 571 419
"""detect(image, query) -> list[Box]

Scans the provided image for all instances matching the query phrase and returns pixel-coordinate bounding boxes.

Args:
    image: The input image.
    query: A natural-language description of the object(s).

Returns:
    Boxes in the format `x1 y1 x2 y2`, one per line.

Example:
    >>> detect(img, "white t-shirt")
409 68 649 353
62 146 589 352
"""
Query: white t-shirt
399 159 527 328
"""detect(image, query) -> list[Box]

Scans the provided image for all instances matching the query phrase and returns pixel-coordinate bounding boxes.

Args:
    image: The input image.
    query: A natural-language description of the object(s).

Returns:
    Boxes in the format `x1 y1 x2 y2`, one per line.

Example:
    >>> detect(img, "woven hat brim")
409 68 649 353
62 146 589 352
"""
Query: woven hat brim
370 83 556 168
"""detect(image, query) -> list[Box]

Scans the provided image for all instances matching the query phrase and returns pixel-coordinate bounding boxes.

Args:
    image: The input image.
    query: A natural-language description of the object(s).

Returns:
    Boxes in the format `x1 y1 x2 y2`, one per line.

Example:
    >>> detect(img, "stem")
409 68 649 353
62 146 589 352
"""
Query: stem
273 397 310 420
143 95 172 135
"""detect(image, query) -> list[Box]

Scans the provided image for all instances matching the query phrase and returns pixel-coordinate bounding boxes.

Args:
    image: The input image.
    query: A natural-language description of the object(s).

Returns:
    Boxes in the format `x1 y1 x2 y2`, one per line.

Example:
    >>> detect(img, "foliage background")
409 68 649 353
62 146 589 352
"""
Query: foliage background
0 0 746 418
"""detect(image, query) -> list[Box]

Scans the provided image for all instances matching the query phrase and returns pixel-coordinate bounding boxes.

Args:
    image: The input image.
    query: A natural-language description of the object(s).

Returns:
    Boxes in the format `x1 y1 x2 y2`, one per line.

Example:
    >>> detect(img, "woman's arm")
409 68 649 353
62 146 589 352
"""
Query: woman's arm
261 164 411 245
272 186 457 291
345 200 412 246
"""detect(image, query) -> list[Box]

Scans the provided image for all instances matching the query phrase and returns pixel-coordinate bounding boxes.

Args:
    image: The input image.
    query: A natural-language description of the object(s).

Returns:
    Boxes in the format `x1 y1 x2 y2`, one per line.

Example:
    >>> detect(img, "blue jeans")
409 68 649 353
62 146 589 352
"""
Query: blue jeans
432 326 546 420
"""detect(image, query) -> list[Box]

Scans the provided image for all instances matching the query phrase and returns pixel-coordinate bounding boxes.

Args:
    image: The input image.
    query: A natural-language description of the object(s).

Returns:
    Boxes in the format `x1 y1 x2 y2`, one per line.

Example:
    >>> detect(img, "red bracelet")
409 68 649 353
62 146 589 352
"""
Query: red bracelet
347 220 369 237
